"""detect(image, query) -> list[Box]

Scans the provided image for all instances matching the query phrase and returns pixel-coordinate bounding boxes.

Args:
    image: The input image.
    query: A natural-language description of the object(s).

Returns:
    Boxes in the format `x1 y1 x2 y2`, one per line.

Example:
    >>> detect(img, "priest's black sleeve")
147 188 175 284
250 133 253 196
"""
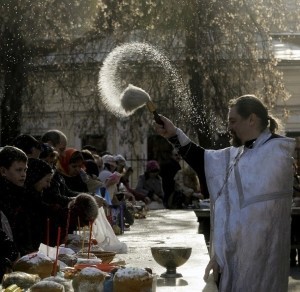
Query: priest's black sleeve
168 136 210 199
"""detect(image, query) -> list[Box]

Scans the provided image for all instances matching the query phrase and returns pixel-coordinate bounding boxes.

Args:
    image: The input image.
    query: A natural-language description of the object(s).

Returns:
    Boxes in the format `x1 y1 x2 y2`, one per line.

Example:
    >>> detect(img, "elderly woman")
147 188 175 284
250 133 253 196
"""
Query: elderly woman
135 160 164 206
172 165 203 209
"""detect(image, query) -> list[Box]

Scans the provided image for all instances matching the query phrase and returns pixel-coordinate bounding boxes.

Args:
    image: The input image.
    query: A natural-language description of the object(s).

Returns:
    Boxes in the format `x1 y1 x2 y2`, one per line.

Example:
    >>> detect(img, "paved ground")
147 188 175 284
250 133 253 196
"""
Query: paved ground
118 209 217 291
289 266 300 291
116 208 300 291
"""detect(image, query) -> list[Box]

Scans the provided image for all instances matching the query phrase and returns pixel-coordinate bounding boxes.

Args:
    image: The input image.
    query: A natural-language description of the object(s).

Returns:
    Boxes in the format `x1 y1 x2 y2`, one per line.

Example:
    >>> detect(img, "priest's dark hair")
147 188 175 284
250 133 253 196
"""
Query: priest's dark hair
229 94 280 134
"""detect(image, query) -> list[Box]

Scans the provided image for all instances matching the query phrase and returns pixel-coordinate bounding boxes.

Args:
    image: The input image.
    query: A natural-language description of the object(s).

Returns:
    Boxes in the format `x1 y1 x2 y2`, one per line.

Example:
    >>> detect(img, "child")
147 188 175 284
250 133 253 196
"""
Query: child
0 146 28 257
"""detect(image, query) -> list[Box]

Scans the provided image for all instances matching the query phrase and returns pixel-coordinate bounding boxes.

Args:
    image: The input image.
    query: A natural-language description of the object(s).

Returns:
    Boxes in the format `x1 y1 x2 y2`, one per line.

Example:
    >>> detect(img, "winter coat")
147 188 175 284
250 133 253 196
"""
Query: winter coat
0 176 32 256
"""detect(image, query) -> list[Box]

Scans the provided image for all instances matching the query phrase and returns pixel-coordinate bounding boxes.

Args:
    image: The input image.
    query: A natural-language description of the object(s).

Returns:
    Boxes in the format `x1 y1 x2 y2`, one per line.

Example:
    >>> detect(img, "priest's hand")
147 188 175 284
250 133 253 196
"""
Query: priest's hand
154 115 177 138
203 256 220 283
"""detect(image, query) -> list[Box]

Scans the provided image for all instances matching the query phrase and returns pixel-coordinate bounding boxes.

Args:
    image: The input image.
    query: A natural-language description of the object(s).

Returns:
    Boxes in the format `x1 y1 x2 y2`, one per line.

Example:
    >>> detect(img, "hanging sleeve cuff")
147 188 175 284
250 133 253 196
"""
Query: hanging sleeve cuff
168 127 191 148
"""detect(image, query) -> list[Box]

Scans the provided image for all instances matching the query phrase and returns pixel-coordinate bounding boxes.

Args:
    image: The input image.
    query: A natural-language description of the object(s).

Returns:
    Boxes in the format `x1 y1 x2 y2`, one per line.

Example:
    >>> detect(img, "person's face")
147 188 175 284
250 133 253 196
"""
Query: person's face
116 161 126 172
44 155 58 168
0 161 27 187
31 147 42 159
108 163 117 172
34 173 53 192
149 170 159 177
68 161 83 176
227 106 251 147
172 151 181 162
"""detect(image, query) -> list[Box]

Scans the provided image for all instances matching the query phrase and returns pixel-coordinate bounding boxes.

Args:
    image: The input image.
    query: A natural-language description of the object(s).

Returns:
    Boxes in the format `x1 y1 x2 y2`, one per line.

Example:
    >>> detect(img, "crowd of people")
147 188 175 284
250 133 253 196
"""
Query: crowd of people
0 127 207 281
1 94 297 291
0 131 99 280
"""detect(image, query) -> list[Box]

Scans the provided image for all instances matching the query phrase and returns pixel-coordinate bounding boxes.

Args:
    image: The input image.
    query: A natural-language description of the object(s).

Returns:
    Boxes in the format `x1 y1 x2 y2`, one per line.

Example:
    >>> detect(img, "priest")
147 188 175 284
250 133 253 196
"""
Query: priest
155 95 295 292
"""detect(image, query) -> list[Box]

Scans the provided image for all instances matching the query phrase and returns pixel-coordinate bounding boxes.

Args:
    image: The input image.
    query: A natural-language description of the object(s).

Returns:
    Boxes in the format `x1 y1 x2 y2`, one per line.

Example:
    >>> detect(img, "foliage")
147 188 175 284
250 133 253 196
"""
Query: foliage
0 0 300 147
0 0 101 144
92 0 300 146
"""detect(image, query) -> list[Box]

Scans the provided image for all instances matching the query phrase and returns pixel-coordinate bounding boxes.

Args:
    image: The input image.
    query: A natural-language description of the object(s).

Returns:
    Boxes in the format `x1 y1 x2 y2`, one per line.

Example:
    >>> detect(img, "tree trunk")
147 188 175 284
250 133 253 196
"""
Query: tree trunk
0 25 27 146
1 59 24 146
185 30 213 148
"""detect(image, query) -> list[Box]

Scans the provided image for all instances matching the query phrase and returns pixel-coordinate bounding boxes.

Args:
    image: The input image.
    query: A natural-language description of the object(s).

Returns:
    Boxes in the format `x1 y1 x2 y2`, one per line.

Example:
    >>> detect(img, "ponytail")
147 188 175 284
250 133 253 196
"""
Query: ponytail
268 115 280 134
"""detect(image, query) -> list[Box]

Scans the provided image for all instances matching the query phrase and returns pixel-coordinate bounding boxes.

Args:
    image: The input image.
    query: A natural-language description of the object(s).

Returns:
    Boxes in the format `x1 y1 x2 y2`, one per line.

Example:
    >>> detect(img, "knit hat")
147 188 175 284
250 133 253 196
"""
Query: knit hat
102 155 117 167
68 193 99 225
114 154 126 163
146 160 160 172
25 158 54 186
114 154 130 169
12 134 42 154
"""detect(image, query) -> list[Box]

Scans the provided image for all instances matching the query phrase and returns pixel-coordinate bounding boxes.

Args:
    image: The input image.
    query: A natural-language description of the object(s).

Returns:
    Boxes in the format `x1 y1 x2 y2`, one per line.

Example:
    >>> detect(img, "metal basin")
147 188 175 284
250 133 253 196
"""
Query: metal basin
151 246 192 278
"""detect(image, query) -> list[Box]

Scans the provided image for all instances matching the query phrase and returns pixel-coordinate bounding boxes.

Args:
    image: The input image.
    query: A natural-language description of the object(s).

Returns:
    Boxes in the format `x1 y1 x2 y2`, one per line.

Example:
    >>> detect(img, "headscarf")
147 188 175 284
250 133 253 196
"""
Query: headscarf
146 160 160 172
58 148 78 176
102 154 117 167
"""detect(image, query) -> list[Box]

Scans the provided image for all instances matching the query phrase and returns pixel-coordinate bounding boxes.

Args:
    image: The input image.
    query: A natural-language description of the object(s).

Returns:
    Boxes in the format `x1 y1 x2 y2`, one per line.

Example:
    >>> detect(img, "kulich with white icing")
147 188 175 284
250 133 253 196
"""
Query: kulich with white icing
113 267 153 292
43 276 73 292
13 252 54 279
114 267 150 280
29 280 65 292
72 267 106 292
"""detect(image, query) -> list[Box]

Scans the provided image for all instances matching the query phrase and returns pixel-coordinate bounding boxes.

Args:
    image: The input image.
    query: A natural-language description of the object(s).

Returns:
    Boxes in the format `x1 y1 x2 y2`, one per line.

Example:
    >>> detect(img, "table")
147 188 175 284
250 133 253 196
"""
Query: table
194 207 300 219
292 206 300 215
118 209 218 292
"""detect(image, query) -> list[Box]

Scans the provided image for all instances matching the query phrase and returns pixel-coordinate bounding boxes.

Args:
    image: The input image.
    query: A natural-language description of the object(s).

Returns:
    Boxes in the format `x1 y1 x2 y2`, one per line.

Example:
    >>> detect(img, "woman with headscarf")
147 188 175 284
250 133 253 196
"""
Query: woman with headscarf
57 148 89 193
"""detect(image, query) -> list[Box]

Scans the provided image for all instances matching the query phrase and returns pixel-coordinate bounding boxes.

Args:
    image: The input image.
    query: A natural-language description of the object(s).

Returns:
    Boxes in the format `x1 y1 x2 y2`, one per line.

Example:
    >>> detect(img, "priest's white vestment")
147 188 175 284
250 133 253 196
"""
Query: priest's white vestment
205 130 295 292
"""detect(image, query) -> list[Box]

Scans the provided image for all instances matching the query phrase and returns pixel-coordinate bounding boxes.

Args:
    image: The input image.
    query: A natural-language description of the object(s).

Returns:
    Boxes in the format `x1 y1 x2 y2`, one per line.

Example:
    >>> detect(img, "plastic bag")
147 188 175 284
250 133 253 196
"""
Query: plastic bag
104 189 112 205
92 207 127 254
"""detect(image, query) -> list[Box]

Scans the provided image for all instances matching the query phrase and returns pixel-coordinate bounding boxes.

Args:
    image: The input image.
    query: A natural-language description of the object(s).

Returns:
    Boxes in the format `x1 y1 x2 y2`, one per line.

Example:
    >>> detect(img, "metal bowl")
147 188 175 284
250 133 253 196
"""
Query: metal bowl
151 246 192 278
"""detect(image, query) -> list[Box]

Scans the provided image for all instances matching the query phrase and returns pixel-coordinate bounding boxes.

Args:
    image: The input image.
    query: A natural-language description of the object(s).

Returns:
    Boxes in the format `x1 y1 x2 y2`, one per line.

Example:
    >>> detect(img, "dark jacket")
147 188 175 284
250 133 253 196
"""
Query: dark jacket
42 169 77 207
24 186 58 250
61 173 89 193
0 177 32 255
0 227 19 282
